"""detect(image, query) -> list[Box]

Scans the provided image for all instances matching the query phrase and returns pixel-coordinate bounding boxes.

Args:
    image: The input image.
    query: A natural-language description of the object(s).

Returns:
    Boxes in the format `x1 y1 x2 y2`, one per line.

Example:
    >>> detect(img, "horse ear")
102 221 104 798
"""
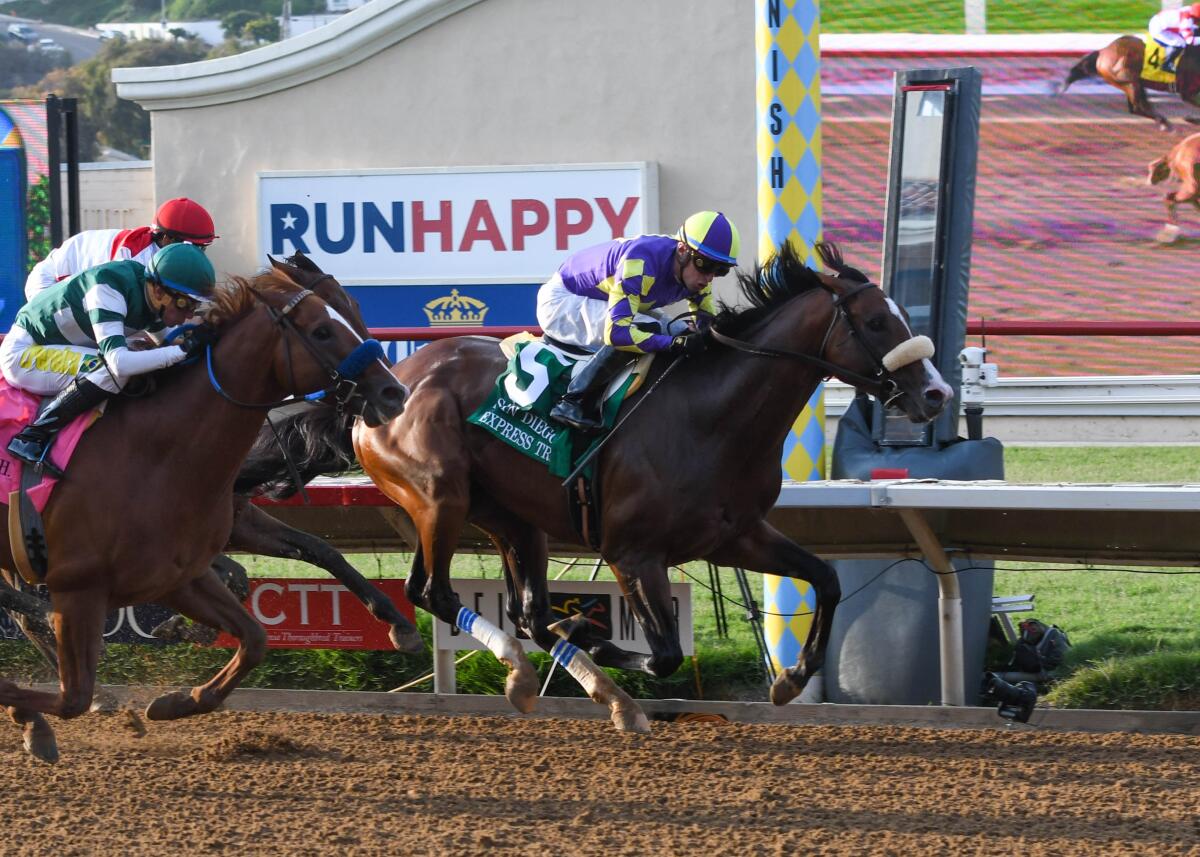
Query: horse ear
289 250 322 273
267 255 286 272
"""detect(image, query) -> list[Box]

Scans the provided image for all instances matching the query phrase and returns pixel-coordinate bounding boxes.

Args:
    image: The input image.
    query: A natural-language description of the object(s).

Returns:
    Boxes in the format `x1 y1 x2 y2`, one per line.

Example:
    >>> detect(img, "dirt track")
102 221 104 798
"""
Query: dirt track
2 710 1197 855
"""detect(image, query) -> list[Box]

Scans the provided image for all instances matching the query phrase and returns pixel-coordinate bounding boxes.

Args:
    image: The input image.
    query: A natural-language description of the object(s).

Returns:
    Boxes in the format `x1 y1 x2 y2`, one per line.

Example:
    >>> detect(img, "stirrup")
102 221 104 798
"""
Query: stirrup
9 446 64 480
549 401 602 432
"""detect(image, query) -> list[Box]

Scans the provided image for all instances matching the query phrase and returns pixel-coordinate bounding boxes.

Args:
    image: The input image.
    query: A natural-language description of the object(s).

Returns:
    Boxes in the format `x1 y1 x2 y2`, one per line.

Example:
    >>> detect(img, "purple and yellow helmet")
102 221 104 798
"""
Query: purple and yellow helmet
677 211 741 266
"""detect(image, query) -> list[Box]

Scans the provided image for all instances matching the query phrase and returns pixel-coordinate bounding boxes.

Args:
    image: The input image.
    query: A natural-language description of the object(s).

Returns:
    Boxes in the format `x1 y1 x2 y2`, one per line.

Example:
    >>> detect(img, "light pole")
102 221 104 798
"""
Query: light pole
160 0 167 36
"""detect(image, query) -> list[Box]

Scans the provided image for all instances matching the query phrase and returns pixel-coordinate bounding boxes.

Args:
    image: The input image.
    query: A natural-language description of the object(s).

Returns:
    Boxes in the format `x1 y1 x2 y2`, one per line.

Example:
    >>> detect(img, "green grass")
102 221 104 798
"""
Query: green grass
821 0 1154 33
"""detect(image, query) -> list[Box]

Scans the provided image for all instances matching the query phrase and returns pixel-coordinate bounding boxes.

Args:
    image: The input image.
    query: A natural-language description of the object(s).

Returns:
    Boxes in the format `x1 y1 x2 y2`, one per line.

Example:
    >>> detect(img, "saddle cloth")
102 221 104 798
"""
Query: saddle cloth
1142 36 1178 86
467 335 651 478
0 378 102 513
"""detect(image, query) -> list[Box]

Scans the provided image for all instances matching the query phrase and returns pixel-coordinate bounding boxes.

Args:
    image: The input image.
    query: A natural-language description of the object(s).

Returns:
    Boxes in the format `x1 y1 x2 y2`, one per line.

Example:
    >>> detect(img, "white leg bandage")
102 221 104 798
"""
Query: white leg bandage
551 638 617 701
456 607 523 665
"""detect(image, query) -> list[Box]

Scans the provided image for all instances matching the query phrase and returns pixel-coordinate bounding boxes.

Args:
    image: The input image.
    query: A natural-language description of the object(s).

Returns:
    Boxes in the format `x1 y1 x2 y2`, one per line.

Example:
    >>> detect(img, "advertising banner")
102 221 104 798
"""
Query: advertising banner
257 163 657 330
432 578 692 656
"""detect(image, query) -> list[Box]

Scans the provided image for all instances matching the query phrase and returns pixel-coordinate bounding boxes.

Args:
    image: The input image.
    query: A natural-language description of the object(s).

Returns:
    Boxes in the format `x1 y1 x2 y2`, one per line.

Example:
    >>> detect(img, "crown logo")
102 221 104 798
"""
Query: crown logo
423 289 489 327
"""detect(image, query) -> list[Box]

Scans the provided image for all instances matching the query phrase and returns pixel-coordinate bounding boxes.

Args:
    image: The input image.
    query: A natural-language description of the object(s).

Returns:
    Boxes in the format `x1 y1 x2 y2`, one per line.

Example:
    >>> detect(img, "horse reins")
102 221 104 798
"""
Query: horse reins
708 281 906 407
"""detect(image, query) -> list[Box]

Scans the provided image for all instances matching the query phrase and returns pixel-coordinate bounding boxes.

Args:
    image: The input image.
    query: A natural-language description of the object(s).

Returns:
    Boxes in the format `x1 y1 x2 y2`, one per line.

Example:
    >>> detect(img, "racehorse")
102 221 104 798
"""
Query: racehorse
0 252 421 689
353 241 952 731
1148 131 1200 241
0 266 407 761
1058 36 1200 131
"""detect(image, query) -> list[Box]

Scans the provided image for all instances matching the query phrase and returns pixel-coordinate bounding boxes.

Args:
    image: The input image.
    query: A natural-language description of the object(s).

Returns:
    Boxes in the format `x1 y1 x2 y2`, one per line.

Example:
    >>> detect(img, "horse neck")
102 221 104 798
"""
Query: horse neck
696 290 834 450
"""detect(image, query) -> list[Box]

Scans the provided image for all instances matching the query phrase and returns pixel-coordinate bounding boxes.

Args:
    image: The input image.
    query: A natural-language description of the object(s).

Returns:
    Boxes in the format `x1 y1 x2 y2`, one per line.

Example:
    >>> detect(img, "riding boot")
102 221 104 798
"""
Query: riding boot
7 379 112 479
1164 45 1182 74
549 346 634 431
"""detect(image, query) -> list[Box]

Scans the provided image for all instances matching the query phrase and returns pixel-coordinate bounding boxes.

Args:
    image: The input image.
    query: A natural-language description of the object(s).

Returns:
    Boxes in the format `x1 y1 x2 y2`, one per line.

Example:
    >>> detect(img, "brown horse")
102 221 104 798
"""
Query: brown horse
1059 36 1200 131
1148 131 1200 241
354 242 952 731
0 267 407 761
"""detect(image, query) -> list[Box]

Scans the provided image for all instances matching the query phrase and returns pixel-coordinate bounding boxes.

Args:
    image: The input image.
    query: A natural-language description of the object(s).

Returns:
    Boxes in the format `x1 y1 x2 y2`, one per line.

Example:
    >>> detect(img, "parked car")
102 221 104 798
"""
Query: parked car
34 37 65 54
6 23 36 43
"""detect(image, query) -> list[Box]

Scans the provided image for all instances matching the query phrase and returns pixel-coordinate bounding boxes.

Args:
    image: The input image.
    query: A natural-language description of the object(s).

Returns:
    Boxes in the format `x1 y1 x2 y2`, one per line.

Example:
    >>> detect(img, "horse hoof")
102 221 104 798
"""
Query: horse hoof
503 659 539 714
611 703 651 734
90 687 121 714
769 670 807 706
1156 224 1182 243
23 720 59 764
388 624 425 655
146 690 196 721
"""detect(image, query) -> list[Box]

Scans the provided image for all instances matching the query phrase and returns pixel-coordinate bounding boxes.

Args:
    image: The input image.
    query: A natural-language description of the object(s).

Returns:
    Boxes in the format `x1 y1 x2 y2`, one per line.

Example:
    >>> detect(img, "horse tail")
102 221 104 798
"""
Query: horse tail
1060 51 1099 92
233 403 356 499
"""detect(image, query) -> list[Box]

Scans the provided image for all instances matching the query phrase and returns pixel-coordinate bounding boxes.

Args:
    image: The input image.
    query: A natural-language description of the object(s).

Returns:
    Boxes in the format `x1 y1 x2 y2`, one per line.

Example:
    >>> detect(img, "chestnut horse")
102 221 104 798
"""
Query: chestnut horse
354 242 952 731
0 268 407 761
1058 36 1200 131
0 252 421 685
1148 131 1200 241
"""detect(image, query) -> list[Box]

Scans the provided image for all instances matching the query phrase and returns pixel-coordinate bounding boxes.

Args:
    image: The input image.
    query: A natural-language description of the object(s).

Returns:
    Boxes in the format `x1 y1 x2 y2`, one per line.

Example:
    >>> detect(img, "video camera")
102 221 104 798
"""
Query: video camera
981 671 1037 723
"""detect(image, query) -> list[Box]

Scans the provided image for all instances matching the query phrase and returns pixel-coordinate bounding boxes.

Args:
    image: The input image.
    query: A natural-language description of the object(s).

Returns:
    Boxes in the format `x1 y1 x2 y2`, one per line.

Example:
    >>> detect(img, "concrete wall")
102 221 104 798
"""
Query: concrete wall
70 162 156 230
119 0 758 293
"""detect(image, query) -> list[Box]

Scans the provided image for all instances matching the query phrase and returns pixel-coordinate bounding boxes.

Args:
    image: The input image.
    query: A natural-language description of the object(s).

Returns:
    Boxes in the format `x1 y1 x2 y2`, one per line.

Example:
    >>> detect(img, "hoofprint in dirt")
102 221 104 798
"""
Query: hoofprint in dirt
3 711 1196 855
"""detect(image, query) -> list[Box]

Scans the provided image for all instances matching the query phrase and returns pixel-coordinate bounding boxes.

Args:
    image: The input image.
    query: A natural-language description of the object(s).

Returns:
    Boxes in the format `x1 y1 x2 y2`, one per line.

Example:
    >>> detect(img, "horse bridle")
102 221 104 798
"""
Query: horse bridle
204 287 387 414
707 280 911 407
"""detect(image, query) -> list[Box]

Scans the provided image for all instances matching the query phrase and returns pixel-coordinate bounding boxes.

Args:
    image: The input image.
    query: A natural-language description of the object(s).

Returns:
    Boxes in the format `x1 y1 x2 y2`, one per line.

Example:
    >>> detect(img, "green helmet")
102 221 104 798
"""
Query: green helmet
146 243 215 298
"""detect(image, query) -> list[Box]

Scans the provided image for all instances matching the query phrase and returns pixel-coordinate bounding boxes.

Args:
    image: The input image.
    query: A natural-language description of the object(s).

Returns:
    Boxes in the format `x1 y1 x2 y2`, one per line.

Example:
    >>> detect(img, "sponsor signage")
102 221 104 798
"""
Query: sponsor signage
257 163 657 329
432 578 692 656
0 578 415 650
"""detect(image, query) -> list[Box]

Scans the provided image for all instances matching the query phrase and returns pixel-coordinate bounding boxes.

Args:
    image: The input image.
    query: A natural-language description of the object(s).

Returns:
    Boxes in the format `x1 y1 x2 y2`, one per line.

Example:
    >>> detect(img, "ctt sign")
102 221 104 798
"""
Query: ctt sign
257 163 658 286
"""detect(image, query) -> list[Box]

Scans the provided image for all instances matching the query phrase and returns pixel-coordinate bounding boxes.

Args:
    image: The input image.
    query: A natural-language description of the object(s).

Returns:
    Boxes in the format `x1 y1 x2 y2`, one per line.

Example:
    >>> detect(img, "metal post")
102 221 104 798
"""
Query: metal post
897 508 965 706
431 621 457 694
45 95 62 248
63 98 80 237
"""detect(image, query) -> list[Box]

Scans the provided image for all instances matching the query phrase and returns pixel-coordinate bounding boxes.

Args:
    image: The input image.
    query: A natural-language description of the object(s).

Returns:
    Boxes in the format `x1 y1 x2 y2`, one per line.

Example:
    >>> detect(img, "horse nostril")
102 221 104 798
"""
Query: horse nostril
925 387 946 406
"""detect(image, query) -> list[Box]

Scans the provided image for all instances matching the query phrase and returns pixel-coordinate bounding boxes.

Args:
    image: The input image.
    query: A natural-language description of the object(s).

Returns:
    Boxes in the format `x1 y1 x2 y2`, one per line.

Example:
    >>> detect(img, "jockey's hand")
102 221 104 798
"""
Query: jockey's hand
126 334 157 352
179 325 218 357
670 331 707 357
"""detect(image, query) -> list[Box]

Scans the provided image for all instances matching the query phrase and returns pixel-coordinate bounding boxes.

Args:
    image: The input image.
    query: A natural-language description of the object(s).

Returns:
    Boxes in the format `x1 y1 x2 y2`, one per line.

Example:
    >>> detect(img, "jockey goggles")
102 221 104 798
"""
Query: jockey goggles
162 287 201 311
689 251 732 277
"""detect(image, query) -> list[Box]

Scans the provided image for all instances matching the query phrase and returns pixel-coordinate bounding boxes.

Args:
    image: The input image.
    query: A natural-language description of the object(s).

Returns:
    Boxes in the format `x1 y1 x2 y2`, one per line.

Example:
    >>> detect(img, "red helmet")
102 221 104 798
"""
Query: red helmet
1188 3 1200 17
152 197 217 245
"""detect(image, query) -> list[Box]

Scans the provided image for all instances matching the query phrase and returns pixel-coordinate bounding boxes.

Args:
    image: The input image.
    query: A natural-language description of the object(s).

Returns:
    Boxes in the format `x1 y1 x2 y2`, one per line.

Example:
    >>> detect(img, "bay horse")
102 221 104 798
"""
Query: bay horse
1148 131 1200 241
353 241 953 731
1058 36 1200 131
0 252 421 689
0 267 407 761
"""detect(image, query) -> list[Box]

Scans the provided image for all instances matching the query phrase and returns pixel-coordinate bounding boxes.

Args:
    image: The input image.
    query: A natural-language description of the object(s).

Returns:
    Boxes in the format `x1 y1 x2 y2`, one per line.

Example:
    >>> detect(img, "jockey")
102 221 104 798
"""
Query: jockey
24 197 218 302
537 210 740 431
1150 3 1200 74
1 243 216 478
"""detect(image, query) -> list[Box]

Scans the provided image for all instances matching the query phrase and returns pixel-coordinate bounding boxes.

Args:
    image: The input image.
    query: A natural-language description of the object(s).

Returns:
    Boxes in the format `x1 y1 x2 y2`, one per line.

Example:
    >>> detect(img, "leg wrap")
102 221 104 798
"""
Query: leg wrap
456 607 523 665
551 638 616 700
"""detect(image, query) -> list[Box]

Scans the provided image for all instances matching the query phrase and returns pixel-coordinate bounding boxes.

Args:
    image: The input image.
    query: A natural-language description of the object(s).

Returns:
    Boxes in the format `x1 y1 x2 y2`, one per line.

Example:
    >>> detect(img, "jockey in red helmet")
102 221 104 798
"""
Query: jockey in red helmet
24 197 218 302
1150 4 1200 74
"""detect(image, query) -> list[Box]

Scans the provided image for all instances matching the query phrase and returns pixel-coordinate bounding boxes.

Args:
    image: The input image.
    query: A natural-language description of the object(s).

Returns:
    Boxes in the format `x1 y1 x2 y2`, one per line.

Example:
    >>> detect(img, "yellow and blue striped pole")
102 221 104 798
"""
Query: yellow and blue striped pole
756 0 824 684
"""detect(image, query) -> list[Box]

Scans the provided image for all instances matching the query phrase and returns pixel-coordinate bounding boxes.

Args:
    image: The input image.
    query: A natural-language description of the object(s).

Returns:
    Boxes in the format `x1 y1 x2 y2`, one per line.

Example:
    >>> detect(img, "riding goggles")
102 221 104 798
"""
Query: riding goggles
163 287 202 311
689 252 732 277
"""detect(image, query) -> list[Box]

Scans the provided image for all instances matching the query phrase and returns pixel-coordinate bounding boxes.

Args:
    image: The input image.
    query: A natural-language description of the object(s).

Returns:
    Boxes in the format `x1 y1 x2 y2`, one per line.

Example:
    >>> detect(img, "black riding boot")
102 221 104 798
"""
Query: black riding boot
1164 46 1182 74
7 379 112 479
549 346 633 431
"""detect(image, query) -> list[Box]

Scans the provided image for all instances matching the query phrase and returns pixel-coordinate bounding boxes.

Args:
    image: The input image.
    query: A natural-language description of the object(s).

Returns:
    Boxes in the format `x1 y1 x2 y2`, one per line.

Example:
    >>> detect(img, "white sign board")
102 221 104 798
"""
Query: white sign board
433 578 692 656
257 163 657 285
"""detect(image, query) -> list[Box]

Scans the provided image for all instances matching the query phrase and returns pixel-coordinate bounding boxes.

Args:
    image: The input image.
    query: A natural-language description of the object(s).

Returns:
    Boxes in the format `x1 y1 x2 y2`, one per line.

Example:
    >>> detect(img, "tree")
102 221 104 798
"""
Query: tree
220 10 258 40
12 37 208 160
243 16 280 44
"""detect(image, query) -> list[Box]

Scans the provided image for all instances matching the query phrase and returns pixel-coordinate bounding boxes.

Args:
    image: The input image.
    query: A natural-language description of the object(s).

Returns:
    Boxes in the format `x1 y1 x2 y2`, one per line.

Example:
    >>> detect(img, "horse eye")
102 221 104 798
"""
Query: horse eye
866 315 889 333
311 325 333 342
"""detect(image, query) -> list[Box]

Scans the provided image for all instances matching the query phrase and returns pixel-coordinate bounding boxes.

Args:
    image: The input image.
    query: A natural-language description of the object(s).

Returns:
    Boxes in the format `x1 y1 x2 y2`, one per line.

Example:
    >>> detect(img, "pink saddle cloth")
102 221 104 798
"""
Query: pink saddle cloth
0 378 101 513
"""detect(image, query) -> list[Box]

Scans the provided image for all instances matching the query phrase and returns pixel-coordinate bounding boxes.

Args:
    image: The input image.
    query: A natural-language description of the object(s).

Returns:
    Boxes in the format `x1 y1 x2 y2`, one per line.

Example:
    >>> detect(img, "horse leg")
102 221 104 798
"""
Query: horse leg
1125 82 1172 131
480 517 649 733
144 569 267 721
708 520 842 706
1158 193 1183 242
0 588 108 762
403 503 538 713
226 501 422 653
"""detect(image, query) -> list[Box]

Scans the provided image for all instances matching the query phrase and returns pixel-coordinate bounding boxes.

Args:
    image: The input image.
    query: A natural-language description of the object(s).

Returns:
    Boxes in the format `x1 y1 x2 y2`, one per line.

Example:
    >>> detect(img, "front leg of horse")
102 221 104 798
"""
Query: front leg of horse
708 521 841 706
228 502 423 653
145 569 266 721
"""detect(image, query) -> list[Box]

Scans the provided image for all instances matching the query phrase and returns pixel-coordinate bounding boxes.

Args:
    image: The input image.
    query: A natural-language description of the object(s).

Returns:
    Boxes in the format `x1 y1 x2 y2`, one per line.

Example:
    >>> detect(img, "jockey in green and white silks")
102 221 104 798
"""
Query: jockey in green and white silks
0 243 216 478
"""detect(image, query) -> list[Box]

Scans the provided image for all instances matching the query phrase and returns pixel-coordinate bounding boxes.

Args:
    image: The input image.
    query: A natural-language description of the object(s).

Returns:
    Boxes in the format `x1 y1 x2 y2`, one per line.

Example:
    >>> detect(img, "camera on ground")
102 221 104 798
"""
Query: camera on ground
981 671 1037 723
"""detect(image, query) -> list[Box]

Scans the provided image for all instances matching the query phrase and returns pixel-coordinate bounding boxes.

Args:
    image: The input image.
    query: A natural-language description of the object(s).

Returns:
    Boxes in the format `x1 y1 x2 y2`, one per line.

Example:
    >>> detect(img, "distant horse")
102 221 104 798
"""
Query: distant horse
1148 131 1200 241
0 252 421 687
354 242 952 731
0 268 407 761
1059 36 1200 131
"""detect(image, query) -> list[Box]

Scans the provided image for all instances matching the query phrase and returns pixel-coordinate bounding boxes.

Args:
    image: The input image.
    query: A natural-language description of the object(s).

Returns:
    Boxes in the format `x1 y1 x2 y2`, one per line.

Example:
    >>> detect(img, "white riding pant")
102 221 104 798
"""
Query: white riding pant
0 326 123 395
1150 13 1193 47
535 274 683 351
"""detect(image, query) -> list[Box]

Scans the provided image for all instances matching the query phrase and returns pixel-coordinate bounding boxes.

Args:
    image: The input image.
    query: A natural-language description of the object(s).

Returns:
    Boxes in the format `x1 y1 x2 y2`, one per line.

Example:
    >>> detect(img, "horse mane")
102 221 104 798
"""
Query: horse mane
202 269 301 329
233 405 357 499
714 240 867 334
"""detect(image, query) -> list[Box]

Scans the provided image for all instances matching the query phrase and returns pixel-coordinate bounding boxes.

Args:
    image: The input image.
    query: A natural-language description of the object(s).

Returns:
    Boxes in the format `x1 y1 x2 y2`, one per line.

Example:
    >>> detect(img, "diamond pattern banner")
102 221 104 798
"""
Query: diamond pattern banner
757 0 822 677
